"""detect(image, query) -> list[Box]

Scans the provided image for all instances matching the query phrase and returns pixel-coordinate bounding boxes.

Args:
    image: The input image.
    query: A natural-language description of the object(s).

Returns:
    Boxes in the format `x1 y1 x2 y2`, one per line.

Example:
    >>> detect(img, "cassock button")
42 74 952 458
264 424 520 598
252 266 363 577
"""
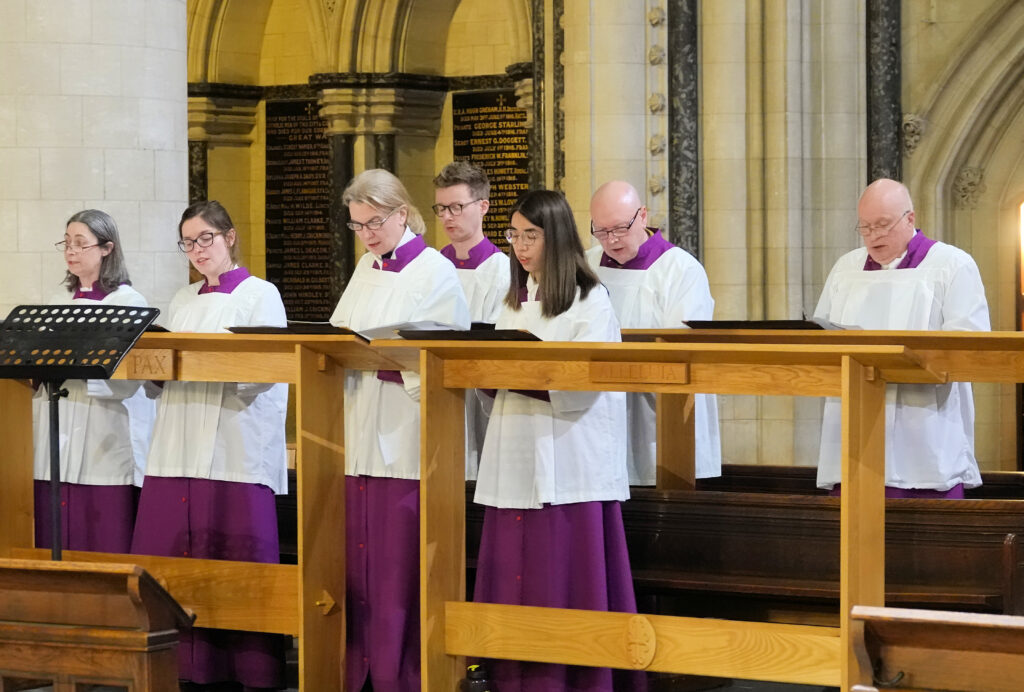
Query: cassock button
183 551 189 557
515 515 521 521
358 543 364 549
181 497 187 503
359 485 365 491
60 501 67 507
382 262 388 268
515 575 521 581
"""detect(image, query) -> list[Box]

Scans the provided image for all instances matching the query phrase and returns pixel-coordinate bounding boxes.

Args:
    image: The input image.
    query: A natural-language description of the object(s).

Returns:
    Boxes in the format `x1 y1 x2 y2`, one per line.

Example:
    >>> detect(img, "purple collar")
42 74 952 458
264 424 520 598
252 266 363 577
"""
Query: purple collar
373 234 427 272
864 230 937 271
599 229 673 269
199 266 251 295
440 236 503 269
73 284 111 301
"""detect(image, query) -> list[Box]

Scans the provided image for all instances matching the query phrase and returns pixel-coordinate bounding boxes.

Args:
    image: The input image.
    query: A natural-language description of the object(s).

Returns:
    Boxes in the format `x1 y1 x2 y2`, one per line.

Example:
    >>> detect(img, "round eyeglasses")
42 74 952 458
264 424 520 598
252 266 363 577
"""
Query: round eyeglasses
505 228 541 247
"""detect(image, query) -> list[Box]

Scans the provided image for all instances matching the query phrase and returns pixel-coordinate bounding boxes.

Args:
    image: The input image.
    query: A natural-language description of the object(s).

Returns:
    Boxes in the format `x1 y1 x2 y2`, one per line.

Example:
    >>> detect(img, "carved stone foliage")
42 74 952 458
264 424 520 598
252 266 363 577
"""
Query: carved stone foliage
902 113 925 158
953 166 986 210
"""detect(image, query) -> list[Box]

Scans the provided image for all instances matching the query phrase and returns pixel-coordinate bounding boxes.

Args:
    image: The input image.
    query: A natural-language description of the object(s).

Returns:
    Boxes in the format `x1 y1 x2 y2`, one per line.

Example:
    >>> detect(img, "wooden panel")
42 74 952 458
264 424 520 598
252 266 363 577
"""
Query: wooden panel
295 346 346 692
118 349 176 380
445 602 840 686
10 549 297 635
441 359 842 396
176 350 295 383
839 356 887 690
590 361 688 385
421 352 467 692
656 393 695 490
0 380 34 556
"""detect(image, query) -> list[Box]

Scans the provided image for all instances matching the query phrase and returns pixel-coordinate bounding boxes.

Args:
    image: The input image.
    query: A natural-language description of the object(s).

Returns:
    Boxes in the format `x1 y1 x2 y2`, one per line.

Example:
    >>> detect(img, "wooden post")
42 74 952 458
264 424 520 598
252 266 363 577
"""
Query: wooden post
0 379 35 556
419 350 466 691
839 356 887 689
296 346 347 691
656 392 696 490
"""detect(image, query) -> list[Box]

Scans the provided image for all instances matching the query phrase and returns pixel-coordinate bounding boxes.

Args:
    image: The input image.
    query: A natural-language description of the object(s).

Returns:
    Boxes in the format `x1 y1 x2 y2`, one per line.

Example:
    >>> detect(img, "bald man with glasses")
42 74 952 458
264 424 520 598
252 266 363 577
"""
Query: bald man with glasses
815 178 990 497
586 180 721 485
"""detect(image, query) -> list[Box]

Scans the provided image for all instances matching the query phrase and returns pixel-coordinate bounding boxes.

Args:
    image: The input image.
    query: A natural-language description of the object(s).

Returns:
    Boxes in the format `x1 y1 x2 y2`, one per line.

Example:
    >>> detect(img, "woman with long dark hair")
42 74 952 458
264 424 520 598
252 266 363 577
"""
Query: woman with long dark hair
473 189 644 691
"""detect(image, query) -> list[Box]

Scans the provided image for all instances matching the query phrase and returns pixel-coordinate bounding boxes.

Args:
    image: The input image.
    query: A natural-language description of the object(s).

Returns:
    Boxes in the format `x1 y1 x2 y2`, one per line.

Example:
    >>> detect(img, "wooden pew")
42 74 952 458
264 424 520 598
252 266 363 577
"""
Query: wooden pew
460 485 1024 625
850 605 1024 691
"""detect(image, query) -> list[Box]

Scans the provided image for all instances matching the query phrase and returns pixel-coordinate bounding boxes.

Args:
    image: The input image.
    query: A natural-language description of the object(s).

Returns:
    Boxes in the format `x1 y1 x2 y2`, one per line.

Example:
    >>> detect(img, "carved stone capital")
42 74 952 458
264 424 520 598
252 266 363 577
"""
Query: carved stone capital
648 6 666 26
648 45 666 65
902 113 925 158
187 96 258 145
952 166 986 210
512 77 535 129
648 175 666 196
649 134 666 156
318 87 446 137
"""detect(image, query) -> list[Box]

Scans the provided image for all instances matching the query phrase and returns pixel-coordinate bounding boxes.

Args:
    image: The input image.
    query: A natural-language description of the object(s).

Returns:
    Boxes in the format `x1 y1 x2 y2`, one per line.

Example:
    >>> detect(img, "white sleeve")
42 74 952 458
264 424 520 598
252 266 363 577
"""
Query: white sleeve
481 254 512 324
398 263 472 401
234 281 288 397
941 253 991 332
550 286 621 414
659 251 715 325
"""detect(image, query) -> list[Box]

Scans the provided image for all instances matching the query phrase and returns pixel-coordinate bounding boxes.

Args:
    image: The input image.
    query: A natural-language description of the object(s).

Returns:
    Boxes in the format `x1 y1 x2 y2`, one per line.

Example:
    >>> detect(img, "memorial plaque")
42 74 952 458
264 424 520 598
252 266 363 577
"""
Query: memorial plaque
265 99 333 320
452 90 530 250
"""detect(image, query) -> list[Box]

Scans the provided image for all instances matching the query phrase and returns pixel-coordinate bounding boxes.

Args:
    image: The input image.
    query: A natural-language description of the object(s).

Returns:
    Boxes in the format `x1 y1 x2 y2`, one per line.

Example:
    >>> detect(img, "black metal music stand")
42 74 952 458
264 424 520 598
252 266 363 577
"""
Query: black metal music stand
0 304 159 560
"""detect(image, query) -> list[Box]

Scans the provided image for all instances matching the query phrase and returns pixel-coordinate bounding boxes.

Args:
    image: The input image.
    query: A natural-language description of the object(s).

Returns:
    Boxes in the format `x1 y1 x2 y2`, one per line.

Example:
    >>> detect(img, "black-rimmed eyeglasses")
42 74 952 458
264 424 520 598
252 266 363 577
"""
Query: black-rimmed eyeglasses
431 200 483 217
591 208 641 240
177 231 223 253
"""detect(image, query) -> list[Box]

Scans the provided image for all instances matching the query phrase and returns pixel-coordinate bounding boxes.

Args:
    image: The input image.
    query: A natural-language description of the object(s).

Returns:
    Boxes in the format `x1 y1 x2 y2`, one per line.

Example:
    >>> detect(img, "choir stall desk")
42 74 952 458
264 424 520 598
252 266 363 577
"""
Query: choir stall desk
0 331 406 692
374 335 944 691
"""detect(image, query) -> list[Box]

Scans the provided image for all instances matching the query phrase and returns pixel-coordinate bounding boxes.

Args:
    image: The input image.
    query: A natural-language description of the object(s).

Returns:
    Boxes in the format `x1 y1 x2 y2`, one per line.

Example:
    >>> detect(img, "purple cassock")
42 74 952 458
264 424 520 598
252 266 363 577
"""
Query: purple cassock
130 266 284 690
348 236 427 692
35 284 136 553
473 502 648 691
34 482 137 552
440 236 504 268
833 231 964 500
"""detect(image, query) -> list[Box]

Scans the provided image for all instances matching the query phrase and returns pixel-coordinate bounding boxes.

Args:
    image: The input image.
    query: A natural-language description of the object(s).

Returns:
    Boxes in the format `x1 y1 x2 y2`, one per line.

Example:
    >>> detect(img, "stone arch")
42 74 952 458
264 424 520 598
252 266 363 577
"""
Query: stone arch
905 0 1024 239
904 0 1024 469
342 0 531 74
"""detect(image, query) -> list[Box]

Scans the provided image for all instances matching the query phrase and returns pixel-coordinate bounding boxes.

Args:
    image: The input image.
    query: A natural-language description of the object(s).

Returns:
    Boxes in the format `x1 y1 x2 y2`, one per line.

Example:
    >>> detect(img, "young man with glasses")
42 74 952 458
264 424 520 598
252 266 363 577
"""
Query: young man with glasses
432 161 511 481
815 177 990 498
586 180 720 485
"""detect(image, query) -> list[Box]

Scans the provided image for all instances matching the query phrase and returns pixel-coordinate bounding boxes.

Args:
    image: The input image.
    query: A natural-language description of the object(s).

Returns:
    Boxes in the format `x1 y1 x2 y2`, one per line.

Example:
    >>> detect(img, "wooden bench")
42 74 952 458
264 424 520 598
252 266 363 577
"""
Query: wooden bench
619 488 1024 625
279 468 1024 623
851 605 1024 691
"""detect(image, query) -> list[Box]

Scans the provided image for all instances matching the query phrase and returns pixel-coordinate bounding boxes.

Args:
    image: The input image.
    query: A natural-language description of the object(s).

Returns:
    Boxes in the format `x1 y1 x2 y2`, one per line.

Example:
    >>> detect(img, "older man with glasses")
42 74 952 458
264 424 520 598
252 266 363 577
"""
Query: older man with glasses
815 177 991 498
586 180 720 485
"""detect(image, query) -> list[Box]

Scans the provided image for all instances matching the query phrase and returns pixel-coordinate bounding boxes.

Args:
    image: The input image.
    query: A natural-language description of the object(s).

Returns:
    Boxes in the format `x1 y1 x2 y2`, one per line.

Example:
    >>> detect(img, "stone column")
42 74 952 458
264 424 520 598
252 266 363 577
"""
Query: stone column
0 0 189 316
667 0 700 257
866 0 901 181
186 85 260 277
